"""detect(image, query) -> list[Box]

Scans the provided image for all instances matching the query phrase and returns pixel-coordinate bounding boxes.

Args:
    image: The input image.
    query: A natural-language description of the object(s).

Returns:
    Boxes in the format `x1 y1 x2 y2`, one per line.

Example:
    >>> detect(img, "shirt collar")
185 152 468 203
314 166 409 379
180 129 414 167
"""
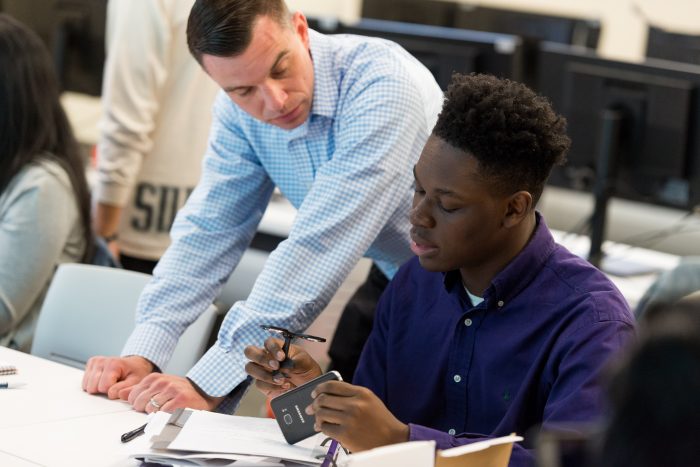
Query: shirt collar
284 30 336 141
442 211 557 306
308 29 338 120
488 211 556 304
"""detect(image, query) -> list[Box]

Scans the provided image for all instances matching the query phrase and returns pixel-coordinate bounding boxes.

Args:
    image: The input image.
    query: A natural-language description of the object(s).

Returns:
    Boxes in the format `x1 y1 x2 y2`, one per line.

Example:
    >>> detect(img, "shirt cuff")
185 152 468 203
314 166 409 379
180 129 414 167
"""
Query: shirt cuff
408 424 461 450
212 377 253 414
121 322 179 372
93 182 132 207
186 343 249 398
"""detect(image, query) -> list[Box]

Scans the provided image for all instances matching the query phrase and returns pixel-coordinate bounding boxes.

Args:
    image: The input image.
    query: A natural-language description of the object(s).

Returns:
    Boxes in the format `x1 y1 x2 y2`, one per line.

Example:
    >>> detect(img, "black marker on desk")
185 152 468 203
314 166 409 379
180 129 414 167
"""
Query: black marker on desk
121 423 147 443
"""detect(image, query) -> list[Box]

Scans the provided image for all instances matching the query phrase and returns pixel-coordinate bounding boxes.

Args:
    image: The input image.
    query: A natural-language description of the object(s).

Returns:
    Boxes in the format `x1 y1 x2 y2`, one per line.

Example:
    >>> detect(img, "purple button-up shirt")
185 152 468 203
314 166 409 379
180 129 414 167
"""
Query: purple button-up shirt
353 214 634 466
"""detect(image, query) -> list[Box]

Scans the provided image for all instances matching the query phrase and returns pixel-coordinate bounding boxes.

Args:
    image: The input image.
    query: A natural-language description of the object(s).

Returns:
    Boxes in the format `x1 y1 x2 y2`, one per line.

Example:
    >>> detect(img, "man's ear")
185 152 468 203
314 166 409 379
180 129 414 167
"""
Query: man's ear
291 11 309 48
503 191 533 228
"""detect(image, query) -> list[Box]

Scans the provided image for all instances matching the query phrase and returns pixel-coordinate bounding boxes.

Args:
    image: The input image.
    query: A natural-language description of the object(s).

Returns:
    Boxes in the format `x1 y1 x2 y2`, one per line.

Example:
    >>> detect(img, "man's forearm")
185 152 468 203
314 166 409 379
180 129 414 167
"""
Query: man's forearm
93 202 123 238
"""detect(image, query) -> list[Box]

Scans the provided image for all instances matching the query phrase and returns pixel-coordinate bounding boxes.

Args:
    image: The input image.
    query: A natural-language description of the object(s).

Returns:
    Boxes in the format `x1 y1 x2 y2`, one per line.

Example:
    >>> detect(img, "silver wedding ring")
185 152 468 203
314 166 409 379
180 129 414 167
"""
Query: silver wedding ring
149 397 162 410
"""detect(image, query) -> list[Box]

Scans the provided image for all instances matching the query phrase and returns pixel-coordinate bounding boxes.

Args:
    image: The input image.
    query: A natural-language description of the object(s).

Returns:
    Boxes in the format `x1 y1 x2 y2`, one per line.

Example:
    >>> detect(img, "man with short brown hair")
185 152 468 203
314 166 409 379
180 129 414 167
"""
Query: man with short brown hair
82 0 443 413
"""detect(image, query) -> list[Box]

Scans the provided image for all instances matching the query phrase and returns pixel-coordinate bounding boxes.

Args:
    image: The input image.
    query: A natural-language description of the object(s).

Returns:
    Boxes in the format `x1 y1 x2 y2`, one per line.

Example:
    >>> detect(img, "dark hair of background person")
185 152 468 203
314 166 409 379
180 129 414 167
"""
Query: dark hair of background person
432 73 571 204
187 0 291 65
599 298 700 467
0 13 93 261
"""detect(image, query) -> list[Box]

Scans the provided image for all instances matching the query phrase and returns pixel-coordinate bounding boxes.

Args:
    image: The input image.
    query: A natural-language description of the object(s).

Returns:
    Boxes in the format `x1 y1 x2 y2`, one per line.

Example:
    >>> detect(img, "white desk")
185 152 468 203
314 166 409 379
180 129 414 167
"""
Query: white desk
0 347 147 467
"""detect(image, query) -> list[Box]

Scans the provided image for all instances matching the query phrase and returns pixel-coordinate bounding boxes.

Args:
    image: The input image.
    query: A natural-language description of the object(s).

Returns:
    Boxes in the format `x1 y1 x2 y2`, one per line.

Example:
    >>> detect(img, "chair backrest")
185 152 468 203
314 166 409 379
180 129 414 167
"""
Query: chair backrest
30 264 216 376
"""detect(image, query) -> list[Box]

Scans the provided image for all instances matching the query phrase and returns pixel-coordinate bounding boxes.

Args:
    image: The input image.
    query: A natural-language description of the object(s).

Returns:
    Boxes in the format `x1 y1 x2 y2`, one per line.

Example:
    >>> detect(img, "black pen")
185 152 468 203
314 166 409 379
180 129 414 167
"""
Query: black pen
120 422 147 443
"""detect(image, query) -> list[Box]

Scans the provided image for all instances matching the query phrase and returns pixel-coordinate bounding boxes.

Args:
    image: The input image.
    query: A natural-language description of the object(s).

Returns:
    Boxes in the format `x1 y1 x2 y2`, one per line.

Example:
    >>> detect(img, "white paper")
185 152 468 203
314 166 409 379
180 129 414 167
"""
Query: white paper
438 435 523 457
339 440 436 467
136 450 283 466
150 411 324 465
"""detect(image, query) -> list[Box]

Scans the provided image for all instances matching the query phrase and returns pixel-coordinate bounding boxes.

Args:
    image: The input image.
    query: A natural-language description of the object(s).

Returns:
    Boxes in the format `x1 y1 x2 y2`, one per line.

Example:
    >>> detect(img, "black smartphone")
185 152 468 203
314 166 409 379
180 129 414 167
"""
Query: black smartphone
270 370 342 444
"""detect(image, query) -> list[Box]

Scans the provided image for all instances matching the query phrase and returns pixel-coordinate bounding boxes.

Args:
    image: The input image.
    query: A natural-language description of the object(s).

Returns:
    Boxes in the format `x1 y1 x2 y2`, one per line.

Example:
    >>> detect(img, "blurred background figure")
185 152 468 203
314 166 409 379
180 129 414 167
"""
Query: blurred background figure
600 295 700 467
92 0 218 274
634 257 700 320
0 13 92 351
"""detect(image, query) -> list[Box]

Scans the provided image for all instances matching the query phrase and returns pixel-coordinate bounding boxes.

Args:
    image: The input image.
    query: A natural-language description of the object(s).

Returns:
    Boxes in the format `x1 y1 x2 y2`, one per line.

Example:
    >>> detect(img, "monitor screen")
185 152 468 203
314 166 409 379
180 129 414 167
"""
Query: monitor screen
537 42 700 211
313 17 522 90
646 26 700 66
1 0 106 96
453 5 601 50
361 0 458 27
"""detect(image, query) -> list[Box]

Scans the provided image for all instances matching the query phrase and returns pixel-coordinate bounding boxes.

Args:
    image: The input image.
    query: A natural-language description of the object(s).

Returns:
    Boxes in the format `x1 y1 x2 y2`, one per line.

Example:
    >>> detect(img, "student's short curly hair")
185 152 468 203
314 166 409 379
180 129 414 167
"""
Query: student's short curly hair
433 73 570 204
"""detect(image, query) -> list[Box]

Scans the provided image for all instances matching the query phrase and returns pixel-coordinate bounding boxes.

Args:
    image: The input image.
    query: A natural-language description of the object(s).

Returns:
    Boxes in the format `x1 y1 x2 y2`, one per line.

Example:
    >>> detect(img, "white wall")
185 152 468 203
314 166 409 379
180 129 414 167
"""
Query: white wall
286 0 362 23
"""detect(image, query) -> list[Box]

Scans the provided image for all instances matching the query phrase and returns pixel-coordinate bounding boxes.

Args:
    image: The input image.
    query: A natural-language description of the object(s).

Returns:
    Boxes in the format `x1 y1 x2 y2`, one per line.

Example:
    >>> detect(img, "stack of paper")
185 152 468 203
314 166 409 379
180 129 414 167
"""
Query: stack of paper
130 411 521 467
129 409 329 466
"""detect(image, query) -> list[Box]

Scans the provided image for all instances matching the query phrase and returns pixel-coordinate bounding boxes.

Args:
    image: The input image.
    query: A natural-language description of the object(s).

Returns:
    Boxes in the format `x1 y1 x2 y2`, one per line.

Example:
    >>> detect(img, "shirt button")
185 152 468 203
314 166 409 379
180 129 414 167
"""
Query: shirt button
464 318 473 327
497 300 504 307
453 374 461 383
448 429 456 435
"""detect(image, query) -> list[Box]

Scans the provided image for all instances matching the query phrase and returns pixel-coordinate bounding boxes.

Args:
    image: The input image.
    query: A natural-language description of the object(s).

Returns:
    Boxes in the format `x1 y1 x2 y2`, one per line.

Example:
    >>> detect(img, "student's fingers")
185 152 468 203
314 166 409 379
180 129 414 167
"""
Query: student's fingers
288 350 322 375
263 337 286 363
244 361 290 387
243 344 277 370
307 391 358 422
315 420 346 440
254 378 291 398
312 381 358 398
309 401 348 426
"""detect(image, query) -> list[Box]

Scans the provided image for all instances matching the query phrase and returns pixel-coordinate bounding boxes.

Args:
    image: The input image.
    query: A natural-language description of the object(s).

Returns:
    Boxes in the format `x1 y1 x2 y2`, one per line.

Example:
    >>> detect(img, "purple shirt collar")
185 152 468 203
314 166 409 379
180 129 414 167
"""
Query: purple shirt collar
443 211 555 307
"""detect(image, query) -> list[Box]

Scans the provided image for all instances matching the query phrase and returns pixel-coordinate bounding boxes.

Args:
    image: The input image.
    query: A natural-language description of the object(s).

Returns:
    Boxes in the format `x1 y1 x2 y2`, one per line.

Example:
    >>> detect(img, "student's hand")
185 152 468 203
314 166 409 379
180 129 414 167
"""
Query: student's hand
127 373 225 413
244 337 323 398
307 381 409 452
82 355 154 400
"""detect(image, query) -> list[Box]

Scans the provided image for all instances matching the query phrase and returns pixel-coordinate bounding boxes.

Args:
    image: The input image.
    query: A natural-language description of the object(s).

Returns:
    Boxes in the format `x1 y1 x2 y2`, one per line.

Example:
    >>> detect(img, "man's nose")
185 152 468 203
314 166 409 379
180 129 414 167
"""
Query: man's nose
261 83 287 112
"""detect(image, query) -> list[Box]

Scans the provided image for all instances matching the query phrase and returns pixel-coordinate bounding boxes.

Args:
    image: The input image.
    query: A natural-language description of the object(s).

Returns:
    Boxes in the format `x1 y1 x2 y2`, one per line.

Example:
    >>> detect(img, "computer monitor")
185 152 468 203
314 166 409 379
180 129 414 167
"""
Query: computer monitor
1 0 106 96
313 17 523 90
646 25 700 66
361 0 459 27
453 5 601 50
537 42 700 264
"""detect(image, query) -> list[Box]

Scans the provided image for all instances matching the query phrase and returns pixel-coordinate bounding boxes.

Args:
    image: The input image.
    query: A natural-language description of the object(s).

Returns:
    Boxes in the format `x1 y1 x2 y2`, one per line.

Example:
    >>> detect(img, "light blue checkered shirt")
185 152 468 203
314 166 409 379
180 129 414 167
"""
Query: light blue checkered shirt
121 30 443 401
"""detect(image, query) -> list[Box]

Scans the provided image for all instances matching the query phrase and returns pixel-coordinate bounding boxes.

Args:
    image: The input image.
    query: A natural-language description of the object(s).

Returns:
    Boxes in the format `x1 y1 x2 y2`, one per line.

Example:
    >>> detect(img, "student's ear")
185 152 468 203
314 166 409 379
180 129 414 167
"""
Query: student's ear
503 191 533 228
